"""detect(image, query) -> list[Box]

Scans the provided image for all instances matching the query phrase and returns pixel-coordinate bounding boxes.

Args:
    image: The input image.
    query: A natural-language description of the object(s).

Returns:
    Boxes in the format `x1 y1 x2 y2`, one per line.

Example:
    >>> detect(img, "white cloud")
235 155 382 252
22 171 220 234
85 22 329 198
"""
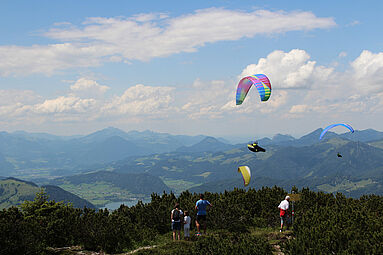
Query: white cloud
0 8 335 76
238 49 383 121
0 90 42 106
241 49 334 89
347 20 360 26
0 43 111 76
70 78 110 98
350 50 383 94
33 96 97 114
101 84 176 116
1 49 382 133
181 79 232 119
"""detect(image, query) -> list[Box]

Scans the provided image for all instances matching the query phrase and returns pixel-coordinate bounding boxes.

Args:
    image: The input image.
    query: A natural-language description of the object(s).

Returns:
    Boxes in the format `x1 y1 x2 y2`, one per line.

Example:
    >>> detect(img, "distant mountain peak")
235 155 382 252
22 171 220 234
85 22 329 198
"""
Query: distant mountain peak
100 126 126 133
272 134 295 142
304 128 324 136
201 136 220 143
177 136 232 153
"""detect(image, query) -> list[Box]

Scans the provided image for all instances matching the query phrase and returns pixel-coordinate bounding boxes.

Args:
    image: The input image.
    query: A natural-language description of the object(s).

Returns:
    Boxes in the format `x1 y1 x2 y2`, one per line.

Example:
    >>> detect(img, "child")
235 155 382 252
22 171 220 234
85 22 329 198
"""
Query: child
183 210 191 240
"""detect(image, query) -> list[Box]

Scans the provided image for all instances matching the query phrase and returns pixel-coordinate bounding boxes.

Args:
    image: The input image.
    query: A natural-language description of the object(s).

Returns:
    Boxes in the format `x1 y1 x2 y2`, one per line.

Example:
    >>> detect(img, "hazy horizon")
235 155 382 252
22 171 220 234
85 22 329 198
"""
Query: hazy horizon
2 125 381 145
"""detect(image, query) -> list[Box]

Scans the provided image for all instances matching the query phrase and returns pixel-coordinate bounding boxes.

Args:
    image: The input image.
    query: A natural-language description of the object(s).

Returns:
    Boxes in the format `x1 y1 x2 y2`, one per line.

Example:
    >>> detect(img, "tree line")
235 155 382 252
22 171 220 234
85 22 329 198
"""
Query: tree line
0 186 382 254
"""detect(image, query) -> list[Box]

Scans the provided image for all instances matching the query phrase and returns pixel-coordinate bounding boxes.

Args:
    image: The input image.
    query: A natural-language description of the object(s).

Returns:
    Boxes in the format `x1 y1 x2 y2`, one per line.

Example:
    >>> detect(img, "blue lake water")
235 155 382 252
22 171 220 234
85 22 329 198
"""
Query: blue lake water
100 199 152 210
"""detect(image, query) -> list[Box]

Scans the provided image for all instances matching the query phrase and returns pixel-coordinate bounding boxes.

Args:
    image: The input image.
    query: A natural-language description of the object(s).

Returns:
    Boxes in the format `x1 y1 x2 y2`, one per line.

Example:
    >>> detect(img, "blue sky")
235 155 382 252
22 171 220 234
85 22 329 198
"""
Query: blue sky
0 0 382 140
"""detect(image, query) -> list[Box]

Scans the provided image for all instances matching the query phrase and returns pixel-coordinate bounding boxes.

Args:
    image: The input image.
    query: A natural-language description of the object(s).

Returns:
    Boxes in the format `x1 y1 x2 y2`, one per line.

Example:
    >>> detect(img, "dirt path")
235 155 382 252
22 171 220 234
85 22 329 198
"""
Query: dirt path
267 230 293 255
48 245 158 255
124 245 158 254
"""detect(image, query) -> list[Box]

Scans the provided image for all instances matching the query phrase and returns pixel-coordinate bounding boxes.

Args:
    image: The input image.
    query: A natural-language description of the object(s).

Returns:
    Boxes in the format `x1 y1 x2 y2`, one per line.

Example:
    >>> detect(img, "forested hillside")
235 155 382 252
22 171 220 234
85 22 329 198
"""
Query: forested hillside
1 187 382 254
49 171 172 207
0 178 96 209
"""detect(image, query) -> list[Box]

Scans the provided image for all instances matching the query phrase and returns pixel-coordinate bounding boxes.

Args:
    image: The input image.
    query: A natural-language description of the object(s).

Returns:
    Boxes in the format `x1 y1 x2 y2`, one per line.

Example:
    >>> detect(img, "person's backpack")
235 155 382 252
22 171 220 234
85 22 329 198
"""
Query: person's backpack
173 209 180 221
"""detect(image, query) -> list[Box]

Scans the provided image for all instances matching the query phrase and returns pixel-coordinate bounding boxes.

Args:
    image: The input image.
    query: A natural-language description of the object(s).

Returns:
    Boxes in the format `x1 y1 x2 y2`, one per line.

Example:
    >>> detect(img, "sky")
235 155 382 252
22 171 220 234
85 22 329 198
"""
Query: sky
0 0 382 139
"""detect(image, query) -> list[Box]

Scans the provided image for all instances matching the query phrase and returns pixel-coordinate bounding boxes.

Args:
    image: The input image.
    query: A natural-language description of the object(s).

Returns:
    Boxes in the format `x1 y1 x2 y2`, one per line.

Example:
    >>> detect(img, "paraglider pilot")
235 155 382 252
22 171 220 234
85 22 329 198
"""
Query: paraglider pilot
247 141 266 152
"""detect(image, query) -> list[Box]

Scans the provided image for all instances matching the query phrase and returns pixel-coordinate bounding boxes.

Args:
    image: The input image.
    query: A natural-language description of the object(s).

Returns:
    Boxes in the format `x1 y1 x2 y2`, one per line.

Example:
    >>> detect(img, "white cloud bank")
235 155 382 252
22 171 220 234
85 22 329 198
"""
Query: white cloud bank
1 49 383 135
0 8 335 76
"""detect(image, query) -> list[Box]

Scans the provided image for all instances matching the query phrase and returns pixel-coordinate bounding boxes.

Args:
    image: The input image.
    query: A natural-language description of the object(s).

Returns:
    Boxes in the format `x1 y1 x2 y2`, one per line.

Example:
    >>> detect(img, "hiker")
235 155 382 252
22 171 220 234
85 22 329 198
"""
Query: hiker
195 194 212 235
278 195 290 232
171 203 183 240
183 210 191 240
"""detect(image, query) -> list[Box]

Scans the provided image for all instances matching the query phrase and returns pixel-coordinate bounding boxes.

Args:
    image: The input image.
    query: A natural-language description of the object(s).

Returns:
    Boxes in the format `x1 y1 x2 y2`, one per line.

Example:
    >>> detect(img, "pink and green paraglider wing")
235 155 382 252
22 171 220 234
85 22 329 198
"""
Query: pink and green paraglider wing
236 74 271 105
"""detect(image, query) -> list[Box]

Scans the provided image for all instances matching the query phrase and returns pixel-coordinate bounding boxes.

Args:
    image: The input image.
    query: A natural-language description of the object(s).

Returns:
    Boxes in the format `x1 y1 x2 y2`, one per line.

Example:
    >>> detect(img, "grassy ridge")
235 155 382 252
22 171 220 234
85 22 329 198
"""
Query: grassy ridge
0 178 96 209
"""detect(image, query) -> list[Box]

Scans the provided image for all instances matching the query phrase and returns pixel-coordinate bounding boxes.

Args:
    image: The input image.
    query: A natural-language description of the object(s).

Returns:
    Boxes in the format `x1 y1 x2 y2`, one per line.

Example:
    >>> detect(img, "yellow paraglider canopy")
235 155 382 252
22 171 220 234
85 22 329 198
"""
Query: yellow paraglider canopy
238 166 251 186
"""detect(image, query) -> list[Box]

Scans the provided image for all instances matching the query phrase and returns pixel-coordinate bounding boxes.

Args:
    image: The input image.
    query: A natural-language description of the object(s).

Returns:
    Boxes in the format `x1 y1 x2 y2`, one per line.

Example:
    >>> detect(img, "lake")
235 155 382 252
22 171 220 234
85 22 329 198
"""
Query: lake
100 198 152 210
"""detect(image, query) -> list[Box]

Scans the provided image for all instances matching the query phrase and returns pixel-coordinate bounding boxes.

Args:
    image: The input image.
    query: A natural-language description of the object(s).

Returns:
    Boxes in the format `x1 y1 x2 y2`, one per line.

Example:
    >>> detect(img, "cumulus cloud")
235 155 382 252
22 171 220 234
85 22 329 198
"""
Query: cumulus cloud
101 84 176 116
238 49 383 121
0 81 178 124
0 43 111 76
1 49 382 131
70 78 110 98
0 89 42 106
33 96 97 114
241 49 334 89
350 50 383 94
0 8 335 76
181 79 232 119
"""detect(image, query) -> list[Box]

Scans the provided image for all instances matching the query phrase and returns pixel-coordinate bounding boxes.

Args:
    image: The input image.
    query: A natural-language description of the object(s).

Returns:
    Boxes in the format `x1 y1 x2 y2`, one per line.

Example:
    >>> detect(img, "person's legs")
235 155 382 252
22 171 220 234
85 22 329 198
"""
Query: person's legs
200 215 207 234
177 229 181 240
202 220 207 234
280 216 285 231
173 230 176 240
195 219 200 233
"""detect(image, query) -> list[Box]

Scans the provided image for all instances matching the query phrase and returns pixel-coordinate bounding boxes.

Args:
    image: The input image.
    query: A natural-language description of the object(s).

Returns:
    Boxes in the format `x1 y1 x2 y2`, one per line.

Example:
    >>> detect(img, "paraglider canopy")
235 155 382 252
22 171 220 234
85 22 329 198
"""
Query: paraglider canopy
236 74 271 105
319 123 354 140
238 166 251 186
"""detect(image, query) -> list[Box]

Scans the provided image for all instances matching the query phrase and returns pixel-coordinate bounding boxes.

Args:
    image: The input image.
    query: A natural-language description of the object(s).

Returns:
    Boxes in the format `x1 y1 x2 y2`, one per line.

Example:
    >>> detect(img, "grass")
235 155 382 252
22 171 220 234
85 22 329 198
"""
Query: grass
195 172 212 178
369 140 383 149
317 178 376 193
161 178 197 194
59 182 146 207
0 179 41 209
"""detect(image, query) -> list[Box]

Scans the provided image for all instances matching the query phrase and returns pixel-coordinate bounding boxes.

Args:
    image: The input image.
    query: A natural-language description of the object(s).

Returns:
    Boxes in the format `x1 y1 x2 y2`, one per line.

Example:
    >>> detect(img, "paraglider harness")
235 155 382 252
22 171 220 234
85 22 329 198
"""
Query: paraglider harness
247 142 266 152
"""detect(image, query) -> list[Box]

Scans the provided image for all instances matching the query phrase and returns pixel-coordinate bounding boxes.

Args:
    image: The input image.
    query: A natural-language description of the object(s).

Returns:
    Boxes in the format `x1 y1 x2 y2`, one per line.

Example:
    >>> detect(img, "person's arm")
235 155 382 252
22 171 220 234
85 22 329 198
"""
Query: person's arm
171 210 173 221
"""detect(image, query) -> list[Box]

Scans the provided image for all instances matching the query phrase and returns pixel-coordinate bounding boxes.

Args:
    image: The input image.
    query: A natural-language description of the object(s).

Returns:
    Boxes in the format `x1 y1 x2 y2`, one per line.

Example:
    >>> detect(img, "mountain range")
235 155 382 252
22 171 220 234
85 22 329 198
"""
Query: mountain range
105 130 383 197
0 127 217 177
1 127 383 207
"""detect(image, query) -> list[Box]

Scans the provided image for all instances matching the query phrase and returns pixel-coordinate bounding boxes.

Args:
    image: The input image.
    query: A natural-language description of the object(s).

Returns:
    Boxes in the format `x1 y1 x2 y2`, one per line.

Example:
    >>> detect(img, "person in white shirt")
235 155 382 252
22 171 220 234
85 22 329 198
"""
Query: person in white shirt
278 196 290 232
183 210 191 240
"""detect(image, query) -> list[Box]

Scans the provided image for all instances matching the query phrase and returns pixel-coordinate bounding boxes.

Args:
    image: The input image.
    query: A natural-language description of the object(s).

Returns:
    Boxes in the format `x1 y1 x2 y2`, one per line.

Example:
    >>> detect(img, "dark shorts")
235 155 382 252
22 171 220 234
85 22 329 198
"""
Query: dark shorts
172 221 181 231
196 214 207 223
